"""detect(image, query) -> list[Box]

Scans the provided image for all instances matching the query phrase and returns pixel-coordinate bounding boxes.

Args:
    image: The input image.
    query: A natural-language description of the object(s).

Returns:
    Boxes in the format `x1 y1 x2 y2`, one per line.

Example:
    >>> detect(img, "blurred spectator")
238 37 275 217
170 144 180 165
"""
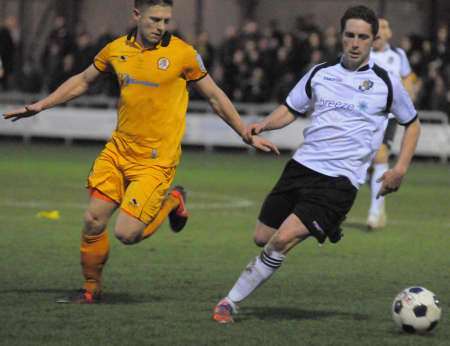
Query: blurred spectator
0 16 17 90
41 16 74 92
42 38 65 92
72 32 96 74
168 19 183 39
47 16 74 55
418 62 449 113
218 25 239 96
243 67 270 102
16 58 43 93
49 54 75 92
195 32 215 70
322 26 340 62
432 23 449 63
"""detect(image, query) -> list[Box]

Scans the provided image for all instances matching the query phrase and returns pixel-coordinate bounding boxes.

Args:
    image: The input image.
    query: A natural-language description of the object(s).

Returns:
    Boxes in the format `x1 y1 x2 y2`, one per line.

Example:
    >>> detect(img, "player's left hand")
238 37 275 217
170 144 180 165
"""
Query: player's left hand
376 168 405 198
247 135 280 155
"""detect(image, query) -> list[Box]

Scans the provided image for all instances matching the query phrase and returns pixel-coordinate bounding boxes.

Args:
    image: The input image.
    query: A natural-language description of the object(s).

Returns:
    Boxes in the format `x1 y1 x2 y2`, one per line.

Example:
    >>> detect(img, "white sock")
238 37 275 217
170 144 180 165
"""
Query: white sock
227 247 285 303
369 163 388 215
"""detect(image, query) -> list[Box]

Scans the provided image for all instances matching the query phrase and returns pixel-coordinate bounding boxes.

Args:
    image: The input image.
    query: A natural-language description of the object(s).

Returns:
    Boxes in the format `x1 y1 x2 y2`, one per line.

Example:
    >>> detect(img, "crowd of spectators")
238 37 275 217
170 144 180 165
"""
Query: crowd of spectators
0 14 449 117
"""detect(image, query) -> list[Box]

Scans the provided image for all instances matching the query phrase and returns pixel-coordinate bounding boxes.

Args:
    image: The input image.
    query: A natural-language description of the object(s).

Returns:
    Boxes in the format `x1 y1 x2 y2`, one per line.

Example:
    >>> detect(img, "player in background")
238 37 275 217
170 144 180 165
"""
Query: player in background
367 18 417 229
3 0 278 304
212 6 421 324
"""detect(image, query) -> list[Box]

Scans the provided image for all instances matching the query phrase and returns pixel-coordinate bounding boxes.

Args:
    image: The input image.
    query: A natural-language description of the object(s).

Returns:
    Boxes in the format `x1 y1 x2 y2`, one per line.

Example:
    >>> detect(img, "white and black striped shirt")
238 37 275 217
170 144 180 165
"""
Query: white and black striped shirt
285 59 417 188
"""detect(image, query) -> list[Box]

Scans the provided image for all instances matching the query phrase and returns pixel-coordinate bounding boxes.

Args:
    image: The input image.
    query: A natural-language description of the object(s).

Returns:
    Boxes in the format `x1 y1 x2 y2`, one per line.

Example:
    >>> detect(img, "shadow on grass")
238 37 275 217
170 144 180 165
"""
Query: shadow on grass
240 306 369 321
343 221 369 233
0 288 163 305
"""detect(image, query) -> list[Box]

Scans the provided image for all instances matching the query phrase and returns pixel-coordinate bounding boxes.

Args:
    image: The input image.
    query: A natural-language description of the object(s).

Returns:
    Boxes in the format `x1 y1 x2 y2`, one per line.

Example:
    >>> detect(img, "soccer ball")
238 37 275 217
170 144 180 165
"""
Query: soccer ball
392 287 442 333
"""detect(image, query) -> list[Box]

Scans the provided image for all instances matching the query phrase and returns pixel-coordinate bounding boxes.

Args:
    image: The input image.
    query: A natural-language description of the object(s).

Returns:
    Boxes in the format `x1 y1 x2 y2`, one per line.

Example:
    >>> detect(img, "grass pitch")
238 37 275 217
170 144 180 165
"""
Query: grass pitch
0 141 448 345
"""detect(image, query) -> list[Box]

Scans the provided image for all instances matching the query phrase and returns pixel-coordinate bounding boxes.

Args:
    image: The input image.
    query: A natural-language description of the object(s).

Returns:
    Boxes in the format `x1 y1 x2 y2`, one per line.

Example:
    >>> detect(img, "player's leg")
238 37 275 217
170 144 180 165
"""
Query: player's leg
368 144 388 228
213 215 310 323
58 146 124 304
368 119 397 229
57 190 118 304
213 161 357 323
114 166 185 244
80 191 118 295
253 220 277 247
214 161 298 323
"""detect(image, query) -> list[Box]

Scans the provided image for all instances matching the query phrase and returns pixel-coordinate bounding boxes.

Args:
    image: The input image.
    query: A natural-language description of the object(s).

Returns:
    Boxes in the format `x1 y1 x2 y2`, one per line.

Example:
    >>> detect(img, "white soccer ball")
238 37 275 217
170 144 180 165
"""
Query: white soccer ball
392 287 442 333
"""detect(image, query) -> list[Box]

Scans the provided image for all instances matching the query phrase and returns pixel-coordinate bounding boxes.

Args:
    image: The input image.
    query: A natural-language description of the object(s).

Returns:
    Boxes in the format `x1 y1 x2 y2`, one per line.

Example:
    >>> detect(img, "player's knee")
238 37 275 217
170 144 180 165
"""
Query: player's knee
253 234 269 247
114 228 141 245
83 211 107 236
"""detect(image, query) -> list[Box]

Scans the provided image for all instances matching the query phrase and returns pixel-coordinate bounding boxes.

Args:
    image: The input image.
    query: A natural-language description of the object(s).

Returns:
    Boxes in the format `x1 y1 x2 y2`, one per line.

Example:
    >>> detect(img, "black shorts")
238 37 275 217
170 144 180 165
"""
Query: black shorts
258 160 357 242
383 118 397 149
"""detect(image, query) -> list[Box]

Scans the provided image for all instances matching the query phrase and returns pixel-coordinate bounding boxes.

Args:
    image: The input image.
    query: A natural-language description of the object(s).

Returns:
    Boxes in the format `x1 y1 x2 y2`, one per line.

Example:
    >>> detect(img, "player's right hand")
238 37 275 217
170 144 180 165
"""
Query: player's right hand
3 104 42 122
244 122 265 143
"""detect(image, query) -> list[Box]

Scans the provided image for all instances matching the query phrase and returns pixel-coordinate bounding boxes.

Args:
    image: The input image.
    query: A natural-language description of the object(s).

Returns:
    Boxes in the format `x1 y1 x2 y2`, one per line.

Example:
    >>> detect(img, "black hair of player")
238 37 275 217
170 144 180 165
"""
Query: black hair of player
340 5 379 37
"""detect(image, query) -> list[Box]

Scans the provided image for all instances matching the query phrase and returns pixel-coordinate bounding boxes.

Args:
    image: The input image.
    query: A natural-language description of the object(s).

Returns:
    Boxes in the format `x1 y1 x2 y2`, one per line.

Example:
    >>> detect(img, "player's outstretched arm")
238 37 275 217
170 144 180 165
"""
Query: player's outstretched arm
377 118 421 197
193 75 279 154
244 105 296 143
3 65 101 122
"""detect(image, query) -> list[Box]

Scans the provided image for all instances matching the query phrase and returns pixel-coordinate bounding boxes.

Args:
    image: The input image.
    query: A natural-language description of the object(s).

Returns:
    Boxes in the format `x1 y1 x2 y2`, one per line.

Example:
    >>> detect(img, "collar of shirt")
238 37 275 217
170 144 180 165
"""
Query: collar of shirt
339 56 374 72
126 28 172 51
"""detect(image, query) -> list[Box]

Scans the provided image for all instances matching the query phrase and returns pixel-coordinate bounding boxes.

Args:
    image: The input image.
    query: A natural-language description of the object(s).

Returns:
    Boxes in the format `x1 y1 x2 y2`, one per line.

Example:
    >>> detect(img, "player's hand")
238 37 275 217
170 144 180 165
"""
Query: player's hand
3 104 42 122
244 122 265 144
376 168 405 198
247 135 280 155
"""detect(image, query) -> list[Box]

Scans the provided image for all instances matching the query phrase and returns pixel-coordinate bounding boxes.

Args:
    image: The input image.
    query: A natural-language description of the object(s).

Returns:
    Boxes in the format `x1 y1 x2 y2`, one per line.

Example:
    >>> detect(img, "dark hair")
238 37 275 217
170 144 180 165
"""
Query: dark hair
340 5 378 36
134 0 173 9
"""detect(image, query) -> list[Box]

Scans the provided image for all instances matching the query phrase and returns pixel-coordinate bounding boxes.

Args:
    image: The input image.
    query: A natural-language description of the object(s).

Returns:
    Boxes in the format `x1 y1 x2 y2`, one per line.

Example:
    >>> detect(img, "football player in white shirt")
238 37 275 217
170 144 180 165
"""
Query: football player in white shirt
212 6 421 324
367 18 416 229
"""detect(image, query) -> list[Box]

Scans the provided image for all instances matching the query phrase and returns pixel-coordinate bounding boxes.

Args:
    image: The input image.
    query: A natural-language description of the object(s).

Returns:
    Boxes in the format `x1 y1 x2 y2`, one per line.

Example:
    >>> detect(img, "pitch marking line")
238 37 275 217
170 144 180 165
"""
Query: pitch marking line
0 192 254 211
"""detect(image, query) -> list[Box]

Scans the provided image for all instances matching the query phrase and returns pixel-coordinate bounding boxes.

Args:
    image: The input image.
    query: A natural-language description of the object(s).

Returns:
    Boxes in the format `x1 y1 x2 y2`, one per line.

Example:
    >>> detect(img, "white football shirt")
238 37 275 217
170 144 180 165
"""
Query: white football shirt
371 44 412 78
285 59 417 188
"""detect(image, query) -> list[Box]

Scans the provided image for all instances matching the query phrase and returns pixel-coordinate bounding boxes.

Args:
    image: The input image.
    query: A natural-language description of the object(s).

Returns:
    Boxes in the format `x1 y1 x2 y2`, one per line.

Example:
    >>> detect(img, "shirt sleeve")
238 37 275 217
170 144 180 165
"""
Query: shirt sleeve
183 46 208 81
398 49 412 78
285 66 316 115
390 74 417 125
93 43 112 73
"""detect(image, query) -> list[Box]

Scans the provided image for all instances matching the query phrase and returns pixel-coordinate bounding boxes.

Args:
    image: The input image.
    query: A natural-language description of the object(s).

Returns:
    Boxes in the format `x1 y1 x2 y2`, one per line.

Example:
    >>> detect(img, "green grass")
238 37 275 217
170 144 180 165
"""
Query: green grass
0 142 449 345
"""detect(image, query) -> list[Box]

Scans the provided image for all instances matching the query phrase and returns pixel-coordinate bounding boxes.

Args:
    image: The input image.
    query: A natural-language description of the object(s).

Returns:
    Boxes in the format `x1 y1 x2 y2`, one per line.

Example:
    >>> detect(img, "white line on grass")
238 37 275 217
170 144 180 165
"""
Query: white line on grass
0 192 254 211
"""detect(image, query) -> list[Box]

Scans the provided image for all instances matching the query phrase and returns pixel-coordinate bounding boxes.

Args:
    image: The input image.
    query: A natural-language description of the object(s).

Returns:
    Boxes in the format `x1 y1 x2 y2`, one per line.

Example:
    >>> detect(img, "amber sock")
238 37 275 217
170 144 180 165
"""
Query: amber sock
80 229 110 293
141 195 179 240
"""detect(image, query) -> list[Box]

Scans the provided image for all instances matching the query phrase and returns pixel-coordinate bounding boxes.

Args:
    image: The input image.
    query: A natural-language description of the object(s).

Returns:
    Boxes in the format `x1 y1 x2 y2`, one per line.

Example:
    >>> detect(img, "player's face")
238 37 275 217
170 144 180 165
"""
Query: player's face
373 19 392 51
342 19 374 70
134 5 172 46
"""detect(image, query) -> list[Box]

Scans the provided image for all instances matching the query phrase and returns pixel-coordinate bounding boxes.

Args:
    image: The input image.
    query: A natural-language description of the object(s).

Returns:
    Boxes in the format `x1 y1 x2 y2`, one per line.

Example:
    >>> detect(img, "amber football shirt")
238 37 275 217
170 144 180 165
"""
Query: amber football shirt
94 32 207 166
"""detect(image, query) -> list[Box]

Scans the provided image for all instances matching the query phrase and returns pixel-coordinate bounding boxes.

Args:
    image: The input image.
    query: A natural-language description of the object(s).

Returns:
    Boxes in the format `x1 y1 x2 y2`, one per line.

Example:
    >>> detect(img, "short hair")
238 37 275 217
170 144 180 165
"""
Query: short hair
340 5 379 37
134 0 173 9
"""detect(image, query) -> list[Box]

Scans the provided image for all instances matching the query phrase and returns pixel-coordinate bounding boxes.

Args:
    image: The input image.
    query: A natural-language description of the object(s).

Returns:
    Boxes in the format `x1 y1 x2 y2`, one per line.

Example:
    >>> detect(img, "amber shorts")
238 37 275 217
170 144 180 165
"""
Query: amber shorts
87 141 176 224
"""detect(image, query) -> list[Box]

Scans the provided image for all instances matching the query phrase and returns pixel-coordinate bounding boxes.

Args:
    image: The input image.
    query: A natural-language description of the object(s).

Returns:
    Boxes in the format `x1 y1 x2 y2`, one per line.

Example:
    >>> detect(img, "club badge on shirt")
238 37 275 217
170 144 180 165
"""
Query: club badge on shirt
158 57 170 70
358 79 374 92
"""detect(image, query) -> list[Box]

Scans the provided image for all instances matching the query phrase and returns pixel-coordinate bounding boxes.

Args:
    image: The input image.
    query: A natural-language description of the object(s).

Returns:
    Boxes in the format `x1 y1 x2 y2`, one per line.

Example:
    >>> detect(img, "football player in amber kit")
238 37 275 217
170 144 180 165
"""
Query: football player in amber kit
3 0 278 303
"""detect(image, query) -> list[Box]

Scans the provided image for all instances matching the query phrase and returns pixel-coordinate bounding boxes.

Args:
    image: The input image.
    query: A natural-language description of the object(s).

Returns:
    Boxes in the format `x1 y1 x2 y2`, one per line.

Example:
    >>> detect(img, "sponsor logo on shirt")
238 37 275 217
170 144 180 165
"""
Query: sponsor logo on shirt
317 98 355 111
118 73 160 88
323 76 343 82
